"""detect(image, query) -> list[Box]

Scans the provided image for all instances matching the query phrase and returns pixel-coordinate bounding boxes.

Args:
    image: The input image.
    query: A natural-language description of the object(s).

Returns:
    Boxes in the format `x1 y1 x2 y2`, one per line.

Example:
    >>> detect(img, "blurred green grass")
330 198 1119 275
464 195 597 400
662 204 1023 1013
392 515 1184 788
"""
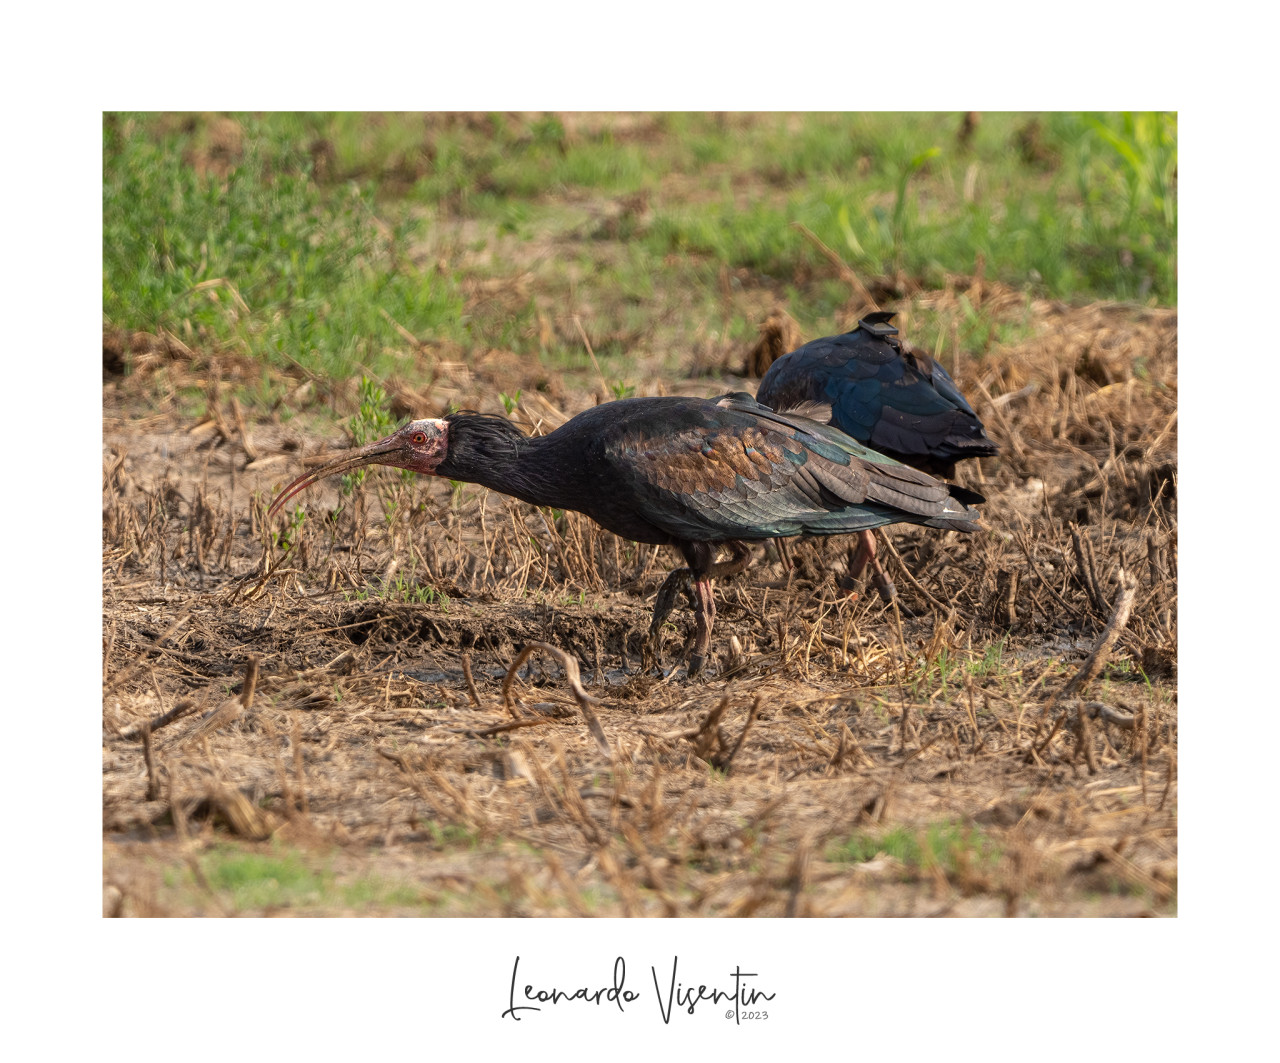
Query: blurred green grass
103 114 464 391
103 111 1175 406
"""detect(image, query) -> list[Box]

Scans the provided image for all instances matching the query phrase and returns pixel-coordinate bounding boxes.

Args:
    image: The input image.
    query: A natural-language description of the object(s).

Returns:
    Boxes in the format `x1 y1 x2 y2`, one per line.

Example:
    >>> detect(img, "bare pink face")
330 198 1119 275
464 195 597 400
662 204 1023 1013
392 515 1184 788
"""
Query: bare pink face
267 418 449 518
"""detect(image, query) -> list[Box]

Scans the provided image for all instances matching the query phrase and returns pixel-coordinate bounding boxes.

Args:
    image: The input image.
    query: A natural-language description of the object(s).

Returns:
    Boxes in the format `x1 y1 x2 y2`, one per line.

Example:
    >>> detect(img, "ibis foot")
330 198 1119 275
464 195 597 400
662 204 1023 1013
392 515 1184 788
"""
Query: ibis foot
848 530 897 605
870 566 897 603
647 542 752 678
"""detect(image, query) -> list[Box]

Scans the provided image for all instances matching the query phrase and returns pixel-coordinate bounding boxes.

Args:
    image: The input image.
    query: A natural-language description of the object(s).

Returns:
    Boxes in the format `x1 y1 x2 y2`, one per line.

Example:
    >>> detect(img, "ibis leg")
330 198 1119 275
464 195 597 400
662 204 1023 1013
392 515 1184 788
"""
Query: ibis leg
847 530 896 603
647 542 752 675
774 537 793 571
687 542 750 675
687 577 717 677
649 568 694 646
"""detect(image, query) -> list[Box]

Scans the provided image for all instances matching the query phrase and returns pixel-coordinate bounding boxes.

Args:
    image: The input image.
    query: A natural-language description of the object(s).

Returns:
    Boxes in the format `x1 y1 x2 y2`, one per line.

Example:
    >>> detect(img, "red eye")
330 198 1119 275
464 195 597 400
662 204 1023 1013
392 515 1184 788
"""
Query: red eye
412 432 427 445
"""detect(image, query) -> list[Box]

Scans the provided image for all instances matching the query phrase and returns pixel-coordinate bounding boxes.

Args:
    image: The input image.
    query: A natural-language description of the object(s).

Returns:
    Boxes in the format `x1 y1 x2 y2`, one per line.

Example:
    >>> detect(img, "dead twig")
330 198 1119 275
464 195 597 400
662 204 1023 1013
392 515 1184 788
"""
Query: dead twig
1041 568 1138 773
180 699 245 746
118 699 198 741
184 788 278 840
690 697 730 761
460 717 559 739
240 656 260 710
1100 843 1175 903
502 643 610 757
291 713 309 817
1029 711 1068 761
790 222 879 315
712 697 762 774
572 316 611 400
105 612 192 693
180 657 260 746
784 833 815 917
879 534 950 614
989 383 1037 408
1070 523 1107 615
231 395 259 463
461 654 482 707
1074 684 1100 773
1004 567 1020 627
1061 699 1138 730
141 724 159 801
1013 523 1081 620
1055 569 1139 703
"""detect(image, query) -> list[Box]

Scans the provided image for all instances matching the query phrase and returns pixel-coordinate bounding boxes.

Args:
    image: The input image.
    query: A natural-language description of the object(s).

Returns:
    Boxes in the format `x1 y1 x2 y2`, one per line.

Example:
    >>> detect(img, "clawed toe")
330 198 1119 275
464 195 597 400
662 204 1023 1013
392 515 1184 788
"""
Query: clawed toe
871 569 897 603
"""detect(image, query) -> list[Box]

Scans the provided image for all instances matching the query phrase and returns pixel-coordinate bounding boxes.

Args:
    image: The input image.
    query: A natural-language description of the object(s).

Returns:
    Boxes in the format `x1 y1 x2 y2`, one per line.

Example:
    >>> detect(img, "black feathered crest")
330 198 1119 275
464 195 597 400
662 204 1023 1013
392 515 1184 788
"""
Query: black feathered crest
445 410 530 445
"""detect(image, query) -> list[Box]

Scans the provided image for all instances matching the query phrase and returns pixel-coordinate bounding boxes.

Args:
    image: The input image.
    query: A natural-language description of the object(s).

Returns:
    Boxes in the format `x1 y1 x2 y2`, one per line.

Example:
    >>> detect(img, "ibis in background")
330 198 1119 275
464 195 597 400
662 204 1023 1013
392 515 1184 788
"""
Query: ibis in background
269 392 983 676
755 312 998 602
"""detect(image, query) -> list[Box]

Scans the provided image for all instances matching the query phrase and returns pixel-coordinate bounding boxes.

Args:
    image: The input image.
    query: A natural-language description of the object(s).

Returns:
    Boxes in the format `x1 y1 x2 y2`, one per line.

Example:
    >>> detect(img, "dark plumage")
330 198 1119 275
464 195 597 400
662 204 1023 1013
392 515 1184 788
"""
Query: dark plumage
755 313 997 600
756 312 998 479
269 392 983 675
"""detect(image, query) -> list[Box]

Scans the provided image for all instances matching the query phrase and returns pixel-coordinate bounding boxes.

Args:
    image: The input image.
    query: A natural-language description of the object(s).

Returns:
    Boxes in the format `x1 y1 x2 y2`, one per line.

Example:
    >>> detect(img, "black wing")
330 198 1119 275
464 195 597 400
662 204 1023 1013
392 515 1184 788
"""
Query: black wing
574 395 981 546
756 317 998 473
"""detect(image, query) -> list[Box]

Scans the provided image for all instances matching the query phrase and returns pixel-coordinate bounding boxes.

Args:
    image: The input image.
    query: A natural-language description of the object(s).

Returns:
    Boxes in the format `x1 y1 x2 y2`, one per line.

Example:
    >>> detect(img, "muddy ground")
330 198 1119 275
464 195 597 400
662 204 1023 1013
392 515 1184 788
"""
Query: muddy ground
102 282 1176 916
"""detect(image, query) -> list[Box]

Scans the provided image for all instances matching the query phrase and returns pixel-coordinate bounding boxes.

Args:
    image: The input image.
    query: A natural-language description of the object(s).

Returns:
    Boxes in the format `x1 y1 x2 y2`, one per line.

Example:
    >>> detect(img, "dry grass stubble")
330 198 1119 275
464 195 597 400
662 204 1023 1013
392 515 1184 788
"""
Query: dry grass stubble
103 294 1176 916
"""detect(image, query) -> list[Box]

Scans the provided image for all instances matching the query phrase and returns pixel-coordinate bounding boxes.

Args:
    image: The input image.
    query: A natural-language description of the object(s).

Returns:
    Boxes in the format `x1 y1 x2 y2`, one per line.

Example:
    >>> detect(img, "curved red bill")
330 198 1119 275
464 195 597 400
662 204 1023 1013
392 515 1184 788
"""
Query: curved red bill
266 440 406 519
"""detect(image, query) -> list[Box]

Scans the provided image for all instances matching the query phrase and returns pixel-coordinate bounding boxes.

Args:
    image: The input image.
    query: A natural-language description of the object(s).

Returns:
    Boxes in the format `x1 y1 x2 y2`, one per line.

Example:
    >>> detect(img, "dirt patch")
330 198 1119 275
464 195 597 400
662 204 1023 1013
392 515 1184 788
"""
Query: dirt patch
103 292 1176 917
